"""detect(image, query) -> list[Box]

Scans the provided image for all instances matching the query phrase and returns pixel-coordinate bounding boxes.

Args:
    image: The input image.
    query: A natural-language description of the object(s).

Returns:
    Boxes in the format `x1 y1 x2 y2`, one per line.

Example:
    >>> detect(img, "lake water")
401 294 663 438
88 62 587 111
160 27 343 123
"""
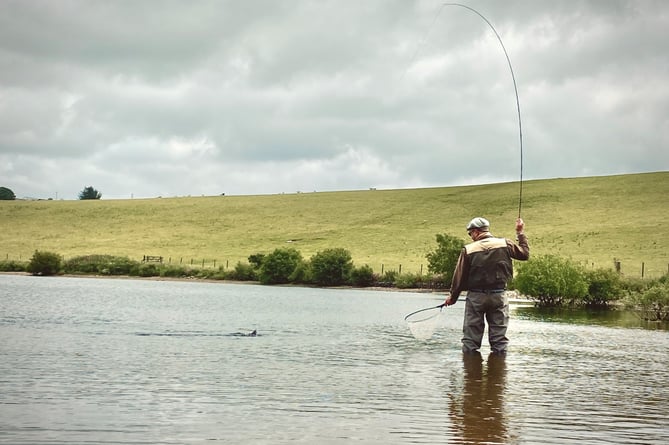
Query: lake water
1 274 668 444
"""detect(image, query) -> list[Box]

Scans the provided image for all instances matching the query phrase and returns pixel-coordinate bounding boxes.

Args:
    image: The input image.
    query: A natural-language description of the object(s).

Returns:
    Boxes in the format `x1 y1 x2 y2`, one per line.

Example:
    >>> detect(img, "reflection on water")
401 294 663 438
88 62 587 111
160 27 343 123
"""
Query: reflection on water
1 275 668 444
449 353 509 444
514 305 669 330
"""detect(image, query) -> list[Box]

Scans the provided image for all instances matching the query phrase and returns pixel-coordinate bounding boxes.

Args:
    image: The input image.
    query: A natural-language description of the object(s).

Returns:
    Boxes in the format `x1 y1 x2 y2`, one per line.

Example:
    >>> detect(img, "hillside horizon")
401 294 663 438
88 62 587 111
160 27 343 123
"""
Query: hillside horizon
2 171 668 278
7 171 664 202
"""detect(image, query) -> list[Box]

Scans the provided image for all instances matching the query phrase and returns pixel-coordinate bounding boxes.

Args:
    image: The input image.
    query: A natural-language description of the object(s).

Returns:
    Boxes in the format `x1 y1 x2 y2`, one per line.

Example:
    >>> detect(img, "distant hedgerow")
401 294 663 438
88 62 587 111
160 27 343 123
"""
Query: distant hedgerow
137 263 160 277
0 259 27 272
159 265 197 278
63 255 139 275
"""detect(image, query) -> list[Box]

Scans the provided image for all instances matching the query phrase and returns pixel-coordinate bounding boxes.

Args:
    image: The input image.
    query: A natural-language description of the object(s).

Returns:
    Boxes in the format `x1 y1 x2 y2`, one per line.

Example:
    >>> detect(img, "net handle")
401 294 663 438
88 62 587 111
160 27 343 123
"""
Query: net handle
404 303 446 321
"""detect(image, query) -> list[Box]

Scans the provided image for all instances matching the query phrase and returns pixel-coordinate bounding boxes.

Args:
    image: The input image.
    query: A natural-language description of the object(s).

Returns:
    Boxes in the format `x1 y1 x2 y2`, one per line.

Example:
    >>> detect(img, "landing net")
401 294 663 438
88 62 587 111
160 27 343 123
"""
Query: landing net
404 305 444 340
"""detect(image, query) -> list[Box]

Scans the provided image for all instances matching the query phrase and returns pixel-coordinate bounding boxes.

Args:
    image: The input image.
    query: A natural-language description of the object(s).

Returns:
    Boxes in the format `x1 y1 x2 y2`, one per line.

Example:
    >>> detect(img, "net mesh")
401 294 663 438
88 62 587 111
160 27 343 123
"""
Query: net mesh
405 307 443 340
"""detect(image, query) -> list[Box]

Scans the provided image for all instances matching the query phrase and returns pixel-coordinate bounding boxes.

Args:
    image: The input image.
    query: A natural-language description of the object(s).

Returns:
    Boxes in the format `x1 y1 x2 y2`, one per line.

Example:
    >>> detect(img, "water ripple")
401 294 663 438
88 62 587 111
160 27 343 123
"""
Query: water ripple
1 275 668 444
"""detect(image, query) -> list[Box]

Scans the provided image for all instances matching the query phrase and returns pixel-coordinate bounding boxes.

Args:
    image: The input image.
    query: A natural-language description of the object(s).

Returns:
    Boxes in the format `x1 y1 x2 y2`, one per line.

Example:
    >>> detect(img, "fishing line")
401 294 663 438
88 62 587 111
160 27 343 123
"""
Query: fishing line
405 3 524 217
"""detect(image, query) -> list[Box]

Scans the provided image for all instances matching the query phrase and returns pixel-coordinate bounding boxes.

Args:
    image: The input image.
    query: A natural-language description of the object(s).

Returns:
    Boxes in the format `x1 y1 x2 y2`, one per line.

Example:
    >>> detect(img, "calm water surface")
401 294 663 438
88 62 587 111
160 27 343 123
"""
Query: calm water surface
1 275 667 444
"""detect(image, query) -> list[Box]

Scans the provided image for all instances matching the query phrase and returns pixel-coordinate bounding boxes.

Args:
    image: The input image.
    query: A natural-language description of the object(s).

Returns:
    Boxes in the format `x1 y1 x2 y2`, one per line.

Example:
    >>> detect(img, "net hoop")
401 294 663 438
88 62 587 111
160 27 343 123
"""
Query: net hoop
404 304 445 322
405 304 445 340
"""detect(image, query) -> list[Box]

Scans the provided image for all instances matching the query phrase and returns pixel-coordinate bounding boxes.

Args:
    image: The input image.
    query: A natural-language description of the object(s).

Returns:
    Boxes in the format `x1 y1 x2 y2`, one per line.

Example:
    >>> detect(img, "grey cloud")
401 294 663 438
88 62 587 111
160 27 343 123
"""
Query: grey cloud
0 0 667 200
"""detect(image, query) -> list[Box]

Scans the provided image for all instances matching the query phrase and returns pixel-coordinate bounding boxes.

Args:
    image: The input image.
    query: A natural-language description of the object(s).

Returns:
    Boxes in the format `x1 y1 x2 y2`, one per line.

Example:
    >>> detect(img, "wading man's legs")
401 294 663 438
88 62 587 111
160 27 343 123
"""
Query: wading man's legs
462 293 486 352
486 293 509 354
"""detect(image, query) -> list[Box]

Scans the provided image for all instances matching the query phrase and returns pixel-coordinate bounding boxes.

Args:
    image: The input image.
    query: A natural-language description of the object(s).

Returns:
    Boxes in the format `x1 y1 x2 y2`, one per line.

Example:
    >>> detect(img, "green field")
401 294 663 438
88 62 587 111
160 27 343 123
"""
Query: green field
1 172 668 278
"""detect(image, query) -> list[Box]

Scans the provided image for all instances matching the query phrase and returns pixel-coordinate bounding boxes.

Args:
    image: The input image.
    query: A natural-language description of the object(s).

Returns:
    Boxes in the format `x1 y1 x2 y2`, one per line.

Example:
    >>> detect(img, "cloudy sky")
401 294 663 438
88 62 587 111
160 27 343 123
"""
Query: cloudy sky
1 0 667 199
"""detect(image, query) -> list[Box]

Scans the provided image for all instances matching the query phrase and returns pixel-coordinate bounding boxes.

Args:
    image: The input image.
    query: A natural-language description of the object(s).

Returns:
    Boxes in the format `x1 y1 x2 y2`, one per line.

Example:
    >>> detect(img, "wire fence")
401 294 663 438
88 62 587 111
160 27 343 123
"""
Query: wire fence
3 253 669 279
165 257 668 279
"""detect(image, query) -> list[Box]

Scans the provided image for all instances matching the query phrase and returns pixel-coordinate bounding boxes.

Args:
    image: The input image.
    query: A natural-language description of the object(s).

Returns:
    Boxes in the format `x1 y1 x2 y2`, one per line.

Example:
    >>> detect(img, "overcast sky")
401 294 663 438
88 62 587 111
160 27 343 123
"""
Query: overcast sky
1 0 667 199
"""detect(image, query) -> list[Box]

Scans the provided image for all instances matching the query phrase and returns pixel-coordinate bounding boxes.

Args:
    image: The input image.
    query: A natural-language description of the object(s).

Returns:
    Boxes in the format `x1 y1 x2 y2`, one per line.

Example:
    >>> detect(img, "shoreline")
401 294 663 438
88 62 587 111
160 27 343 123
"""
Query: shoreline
1 271 534 304
0 270 441 293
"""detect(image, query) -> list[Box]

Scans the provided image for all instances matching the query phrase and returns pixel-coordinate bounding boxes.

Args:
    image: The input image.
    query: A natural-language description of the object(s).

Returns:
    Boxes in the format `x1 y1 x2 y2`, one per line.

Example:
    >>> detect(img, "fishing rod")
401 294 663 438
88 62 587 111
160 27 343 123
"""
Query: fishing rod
445 3 523 218
411 3 524 218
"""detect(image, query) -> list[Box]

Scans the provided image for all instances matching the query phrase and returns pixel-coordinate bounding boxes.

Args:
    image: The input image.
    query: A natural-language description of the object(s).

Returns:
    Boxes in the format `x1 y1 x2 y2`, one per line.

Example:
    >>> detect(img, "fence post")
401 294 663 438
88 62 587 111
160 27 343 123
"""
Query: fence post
641 262 645 278
381 264 384 274
399 264 402 274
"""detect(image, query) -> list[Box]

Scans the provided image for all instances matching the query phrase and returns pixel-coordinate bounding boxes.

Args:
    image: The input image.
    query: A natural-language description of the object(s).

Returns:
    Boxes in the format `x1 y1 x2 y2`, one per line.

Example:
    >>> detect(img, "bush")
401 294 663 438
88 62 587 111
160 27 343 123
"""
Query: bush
289 261 312 284
0 259 27 272
258 248 304 285
63 255 139 275
159 265 195 278
393 272 445 289
349 264 375 287
107 257 140 275
196 267 220 280
27 250 63 276
309 248 353 286
394 272 424 289
0 186 16 200
63 255 101 274
227 262 258 281
78 186 102 200
583 268 624 307
426 233 464 285
248 253 265 269
377 270 399 287
137 263 160 277
620 276 648 294
423 273 448 289
514 255 588 307
625 281 669 321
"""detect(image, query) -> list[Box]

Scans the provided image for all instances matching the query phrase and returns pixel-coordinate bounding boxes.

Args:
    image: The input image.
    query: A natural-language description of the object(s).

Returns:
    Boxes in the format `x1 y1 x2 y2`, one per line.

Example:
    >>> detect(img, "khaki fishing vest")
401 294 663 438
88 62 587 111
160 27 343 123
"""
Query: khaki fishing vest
465 237 513 290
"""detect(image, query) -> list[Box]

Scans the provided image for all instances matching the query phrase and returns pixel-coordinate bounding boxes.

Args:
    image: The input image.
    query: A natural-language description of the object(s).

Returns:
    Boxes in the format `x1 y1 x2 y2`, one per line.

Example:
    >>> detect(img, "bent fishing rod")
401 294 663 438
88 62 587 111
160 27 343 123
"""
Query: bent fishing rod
430 3 525 218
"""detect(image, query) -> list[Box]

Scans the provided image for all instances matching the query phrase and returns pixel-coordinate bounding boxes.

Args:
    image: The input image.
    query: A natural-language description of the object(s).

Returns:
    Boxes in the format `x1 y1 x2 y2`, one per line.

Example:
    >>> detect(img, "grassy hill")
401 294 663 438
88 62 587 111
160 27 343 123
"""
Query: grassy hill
1 171 668 278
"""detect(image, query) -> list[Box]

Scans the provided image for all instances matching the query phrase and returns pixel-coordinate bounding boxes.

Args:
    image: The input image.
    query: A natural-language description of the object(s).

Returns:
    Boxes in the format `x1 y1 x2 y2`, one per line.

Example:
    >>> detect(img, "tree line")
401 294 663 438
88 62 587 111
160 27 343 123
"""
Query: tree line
0 186 102 200
2 233 667 322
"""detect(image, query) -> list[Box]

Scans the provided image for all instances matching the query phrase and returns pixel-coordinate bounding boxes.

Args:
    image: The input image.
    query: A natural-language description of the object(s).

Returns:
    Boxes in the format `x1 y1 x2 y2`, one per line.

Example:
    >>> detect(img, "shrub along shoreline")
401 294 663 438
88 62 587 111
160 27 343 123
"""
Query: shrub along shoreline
3 248 668 322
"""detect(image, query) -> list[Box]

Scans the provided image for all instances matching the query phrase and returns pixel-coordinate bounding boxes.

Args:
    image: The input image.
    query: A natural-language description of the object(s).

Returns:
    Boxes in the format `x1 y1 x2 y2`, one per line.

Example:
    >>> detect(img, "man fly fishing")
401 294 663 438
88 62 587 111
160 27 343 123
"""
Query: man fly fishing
444 217 529 354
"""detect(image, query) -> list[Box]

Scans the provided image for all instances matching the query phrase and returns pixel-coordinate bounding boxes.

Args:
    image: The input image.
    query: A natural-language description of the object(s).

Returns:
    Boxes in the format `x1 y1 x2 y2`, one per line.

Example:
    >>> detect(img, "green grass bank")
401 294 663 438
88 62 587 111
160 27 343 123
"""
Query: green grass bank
2 172 668 278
